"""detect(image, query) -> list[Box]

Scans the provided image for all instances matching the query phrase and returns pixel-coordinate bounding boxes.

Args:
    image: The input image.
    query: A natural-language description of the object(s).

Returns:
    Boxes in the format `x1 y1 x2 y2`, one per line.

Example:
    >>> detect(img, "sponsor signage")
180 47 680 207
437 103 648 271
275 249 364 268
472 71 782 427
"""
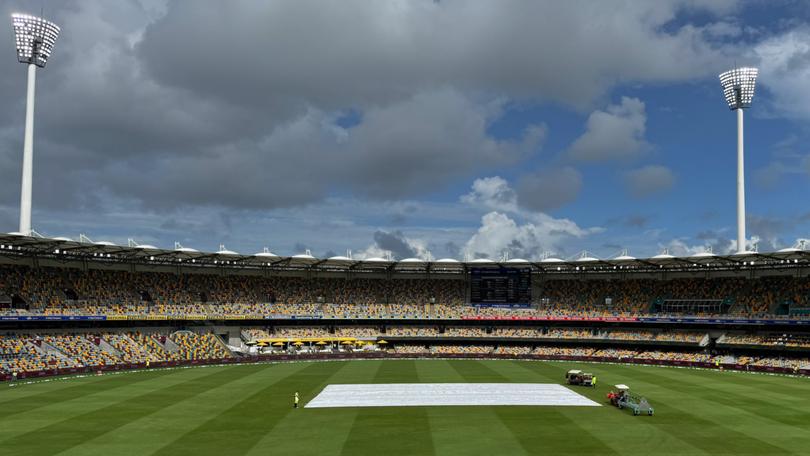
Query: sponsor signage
0 315 107 321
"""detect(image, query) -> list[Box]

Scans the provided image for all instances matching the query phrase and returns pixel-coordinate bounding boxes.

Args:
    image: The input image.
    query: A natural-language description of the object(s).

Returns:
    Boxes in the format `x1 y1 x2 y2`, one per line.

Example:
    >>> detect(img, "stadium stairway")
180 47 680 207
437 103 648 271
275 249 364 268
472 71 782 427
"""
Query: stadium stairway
162 334 181 353
212 333 232 354
37 338 77 365
134 332 176 360
95 337 121 358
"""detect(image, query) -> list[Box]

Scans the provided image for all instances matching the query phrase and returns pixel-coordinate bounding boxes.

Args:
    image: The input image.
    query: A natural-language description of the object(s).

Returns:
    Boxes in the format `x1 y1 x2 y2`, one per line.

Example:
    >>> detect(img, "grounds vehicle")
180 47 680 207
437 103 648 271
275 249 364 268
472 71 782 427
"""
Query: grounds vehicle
607 384 654 416
565 369 594 386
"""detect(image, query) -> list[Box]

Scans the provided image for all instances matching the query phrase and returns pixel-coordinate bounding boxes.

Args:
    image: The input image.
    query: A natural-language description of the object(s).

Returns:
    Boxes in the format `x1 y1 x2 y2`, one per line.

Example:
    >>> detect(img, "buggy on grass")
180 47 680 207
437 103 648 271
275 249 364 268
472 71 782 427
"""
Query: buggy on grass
565 369 595 387
607 384 654 416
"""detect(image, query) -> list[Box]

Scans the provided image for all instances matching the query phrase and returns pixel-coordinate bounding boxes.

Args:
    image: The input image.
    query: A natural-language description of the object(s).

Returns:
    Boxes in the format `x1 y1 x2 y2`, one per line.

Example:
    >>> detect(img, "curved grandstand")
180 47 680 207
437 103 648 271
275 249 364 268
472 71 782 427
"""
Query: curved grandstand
2 234 809 381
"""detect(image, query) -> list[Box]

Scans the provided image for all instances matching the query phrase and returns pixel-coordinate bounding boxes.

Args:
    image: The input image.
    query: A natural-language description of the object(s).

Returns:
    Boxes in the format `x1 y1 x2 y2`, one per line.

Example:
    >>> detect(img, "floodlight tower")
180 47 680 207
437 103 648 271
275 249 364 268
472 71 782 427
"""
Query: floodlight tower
719 67 758 253
11 13 60 235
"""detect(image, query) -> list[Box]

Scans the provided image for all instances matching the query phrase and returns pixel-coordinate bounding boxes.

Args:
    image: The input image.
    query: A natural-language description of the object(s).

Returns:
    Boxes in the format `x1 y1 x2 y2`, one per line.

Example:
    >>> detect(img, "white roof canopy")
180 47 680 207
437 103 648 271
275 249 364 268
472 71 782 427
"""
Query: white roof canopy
2 233 808 273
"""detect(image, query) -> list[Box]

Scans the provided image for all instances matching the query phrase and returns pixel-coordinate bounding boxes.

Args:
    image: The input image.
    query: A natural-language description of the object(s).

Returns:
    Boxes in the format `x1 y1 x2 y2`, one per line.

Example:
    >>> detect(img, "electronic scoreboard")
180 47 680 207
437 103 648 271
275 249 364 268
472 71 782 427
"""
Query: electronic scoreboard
469 267 531 305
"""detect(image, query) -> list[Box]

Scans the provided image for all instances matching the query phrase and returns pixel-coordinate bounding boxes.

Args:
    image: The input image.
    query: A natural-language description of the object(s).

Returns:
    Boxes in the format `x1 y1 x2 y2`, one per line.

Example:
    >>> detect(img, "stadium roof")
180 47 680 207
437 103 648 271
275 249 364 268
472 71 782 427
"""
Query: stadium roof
0 232 808 275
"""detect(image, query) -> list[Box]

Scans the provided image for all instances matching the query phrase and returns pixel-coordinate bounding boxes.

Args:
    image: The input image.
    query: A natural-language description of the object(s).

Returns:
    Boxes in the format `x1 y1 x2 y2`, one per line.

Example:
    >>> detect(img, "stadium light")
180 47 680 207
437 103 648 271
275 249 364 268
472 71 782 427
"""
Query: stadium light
11 13 61 235
718 67 758 253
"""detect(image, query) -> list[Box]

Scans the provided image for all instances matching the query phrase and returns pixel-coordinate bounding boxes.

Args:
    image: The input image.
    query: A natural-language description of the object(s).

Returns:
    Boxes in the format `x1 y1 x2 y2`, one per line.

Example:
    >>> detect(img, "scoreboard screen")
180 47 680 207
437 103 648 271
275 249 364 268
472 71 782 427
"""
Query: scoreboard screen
469 267 531 305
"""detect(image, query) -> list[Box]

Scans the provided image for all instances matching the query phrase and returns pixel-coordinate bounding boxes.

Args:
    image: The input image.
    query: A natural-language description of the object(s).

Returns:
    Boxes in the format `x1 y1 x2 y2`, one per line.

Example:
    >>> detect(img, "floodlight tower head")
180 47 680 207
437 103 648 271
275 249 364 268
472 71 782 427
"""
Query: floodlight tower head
719 67 758 110
719 67 758 253
12 13 60 68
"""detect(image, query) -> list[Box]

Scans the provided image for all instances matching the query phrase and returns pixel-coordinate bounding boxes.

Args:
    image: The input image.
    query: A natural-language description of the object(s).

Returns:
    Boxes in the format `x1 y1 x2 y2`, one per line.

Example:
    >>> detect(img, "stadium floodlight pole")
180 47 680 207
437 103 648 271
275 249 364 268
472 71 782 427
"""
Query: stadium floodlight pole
719 67 758 253
11 13 60 236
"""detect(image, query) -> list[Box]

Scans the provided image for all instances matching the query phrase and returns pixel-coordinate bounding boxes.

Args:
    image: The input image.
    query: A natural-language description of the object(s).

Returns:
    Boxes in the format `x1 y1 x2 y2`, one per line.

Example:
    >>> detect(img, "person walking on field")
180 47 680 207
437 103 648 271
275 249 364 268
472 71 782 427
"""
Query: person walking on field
294 391 299 409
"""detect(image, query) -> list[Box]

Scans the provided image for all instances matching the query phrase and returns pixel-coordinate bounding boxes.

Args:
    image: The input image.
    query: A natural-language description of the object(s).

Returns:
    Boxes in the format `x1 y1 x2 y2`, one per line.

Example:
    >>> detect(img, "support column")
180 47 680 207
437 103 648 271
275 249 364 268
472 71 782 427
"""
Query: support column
19 63 37 235
736 107 745 253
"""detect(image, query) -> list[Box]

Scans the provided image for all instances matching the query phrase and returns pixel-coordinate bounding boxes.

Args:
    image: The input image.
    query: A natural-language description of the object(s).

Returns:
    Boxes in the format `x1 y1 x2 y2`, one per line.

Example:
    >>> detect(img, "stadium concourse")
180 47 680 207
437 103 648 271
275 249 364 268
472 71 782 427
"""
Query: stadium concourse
1 241 810 381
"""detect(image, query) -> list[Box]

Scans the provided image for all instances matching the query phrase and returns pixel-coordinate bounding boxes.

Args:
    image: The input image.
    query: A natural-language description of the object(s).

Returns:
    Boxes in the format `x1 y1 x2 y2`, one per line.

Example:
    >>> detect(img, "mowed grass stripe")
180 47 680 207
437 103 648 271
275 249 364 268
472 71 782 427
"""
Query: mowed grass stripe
603 363 798 455
679 366 810 397
541 359 810 411
416 360 528 456
244 360 385 456
152 360 350 456
0 368 178 418
0 366 221 442
57 363 304 456
510 360 711 455
450 360 620 456
0 370 131 403
3 360 810 456
609 364 810 429
0 365 251 456
340 360 435 456
519 360 799 453
652 363 810 402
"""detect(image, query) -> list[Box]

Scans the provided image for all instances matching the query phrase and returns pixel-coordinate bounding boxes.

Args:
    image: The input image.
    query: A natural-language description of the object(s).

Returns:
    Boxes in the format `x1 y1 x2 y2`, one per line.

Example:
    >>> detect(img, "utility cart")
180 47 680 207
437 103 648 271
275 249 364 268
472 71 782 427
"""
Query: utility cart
565 369 595 387
607 384 654 416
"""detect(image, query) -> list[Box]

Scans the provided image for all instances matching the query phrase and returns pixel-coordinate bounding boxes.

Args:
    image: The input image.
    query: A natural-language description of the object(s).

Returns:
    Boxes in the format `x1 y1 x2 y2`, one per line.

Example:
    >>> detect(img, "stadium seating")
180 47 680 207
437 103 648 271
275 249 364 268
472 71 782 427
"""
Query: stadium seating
171 332 230 360
386 326 439 337
2 264 809 319
719 332 810 348
43 333 121 367
3 327 810 377
2 263 810 380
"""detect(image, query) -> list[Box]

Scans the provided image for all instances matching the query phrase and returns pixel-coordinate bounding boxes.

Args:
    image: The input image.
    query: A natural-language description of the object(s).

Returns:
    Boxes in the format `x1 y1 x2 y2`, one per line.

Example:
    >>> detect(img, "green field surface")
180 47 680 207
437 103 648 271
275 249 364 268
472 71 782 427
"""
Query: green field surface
2 359 810 455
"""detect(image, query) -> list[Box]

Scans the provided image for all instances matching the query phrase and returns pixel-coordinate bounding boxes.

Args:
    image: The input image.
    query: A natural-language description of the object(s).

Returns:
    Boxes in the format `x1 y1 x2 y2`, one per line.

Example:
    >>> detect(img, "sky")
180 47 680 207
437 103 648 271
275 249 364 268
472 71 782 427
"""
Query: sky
0 0 809 261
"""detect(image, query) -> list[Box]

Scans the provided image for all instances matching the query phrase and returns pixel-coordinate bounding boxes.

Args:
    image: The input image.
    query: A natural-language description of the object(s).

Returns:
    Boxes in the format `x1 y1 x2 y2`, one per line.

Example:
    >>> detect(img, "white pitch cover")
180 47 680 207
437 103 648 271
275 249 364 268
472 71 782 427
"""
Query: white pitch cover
305 383 601 408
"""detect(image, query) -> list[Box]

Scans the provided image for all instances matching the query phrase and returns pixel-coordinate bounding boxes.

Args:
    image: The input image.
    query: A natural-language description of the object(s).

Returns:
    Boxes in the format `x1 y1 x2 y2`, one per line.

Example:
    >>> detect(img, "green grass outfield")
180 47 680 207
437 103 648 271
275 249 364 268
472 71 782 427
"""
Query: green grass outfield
2 359 810 455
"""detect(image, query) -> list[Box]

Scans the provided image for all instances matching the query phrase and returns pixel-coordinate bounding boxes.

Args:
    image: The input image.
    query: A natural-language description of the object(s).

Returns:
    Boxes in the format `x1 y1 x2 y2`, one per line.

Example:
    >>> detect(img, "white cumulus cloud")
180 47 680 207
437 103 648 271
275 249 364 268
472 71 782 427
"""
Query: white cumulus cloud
463 211 600 260
567 97 650 162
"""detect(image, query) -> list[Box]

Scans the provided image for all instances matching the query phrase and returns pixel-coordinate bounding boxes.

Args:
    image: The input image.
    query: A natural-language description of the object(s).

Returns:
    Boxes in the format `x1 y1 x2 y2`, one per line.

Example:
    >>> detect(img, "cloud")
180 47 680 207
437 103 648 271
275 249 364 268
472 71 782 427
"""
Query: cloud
443 241 462 259
702 21 743 39
464 167 582 214
745 214 789 251
463 211 599 260
661 215 808 257
372 231 419 259
137 1 737 110
516 167 582 212
461 176 518 212
661 238 726 256
623 165 676 197
753 27 810 121
662 231 797 257
0 0 741 218
458 177 601 259
356 230 430 260
340 91 539 199
684 229 736 254
567 97 651 162
0 0 757 255
97 89 538 210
